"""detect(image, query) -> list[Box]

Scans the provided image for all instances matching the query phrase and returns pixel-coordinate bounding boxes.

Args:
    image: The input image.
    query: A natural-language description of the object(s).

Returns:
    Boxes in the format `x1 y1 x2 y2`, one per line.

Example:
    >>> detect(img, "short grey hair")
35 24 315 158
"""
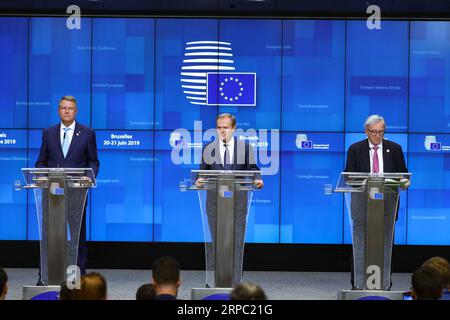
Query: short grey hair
58 95 77 109
216 113 236 128
364 114 385 129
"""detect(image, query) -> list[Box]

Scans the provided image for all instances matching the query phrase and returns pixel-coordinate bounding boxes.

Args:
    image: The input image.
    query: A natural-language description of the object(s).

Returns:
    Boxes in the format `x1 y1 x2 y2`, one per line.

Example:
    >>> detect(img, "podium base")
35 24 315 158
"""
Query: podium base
191 287 233 300
23 285 61 300
338 289 407 300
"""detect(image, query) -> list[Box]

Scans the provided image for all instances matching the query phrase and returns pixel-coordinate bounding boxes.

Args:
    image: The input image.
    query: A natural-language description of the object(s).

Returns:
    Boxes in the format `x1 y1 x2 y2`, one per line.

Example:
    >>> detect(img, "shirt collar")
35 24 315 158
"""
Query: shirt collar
368 140 383 149
222 136 235 148
61 121 76 131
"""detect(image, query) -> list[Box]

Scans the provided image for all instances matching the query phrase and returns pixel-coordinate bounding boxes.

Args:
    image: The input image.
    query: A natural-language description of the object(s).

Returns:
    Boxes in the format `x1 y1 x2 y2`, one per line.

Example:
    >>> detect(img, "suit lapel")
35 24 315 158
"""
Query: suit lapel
65 123 82 159
382 140 392 172
214 141 224 169
234 139 246 169
232 140 238 169
52 125 64 159
362 139 371 172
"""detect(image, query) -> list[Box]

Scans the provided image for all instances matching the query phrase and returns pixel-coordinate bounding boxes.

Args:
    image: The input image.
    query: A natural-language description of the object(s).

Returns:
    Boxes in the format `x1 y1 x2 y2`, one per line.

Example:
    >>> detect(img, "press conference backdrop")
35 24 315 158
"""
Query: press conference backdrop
0 17 449 245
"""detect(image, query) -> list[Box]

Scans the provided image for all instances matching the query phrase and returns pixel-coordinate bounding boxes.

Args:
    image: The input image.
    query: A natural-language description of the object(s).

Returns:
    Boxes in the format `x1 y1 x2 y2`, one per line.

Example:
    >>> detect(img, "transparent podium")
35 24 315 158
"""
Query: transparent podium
335 172 411 300
18 168 96 299
181 170 261 299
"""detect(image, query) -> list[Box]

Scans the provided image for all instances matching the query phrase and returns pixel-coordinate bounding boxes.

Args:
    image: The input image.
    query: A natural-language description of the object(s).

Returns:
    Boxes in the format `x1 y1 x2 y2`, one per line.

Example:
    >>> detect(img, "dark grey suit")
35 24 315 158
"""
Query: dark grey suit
199 138 260 286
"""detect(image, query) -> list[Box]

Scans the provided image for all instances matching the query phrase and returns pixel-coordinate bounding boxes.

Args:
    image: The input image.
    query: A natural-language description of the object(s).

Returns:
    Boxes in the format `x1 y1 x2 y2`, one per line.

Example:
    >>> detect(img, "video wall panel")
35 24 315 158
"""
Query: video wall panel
1 17 450 246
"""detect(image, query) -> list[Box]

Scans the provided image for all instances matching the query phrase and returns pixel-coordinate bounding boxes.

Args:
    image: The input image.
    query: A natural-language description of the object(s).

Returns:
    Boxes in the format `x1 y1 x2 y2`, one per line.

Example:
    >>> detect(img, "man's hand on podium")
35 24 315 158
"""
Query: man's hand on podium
81 176 93 187
254 179 264 189
195 178 206 188
400 178 410 190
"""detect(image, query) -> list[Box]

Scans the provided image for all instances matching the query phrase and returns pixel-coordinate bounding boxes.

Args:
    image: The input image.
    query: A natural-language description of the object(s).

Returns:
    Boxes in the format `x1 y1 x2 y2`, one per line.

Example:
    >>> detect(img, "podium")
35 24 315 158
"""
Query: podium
181 170 260 296
18 168 96 298
335 172 411 299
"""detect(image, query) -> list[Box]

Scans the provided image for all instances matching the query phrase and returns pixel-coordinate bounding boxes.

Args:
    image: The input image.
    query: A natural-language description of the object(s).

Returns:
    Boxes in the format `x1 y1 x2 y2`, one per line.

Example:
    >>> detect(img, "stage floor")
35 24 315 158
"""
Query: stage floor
4 268 412 300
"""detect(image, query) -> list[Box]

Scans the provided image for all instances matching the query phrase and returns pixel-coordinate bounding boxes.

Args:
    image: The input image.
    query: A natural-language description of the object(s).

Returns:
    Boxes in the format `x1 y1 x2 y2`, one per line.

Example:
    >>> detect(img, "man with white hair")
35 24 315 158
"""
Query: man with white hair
345 115 407 174
345 114 409 290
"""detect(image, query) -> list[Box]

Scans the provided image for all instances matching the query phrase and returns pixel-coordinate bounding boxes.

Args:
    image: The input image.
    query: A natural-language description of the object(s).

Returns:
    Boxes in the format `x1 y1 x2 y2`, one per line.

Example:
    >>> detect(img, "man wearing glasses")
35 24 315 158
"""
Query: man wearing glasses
345 114 407 174
344 114 409 290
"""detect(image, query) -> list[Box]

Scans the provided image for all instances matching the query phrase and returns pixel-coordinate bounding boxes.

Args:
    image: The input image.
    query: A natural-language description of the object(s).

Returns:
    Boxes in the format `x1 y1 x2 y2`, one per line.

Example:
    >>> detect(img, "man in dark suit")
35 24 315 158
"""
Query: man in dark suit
344 114 409 290
195 113 263 286
36 95 99 281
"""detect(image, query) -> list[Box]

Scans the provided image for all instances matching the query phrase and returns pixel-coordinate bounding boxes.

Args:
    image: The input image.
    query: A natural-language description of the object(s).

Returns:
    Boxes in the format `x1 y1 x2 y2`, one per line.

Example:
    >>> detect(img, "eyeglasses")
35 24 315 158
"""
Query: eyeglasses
367 129 384 136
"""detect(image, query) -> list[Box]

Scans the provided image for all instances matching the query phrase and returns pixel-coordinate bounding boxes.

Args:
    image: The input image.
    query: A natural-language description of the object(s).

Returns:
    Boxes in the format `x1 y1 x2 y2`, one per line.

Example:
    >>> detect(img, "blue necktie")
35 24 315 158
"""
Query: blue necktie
62 127 71 158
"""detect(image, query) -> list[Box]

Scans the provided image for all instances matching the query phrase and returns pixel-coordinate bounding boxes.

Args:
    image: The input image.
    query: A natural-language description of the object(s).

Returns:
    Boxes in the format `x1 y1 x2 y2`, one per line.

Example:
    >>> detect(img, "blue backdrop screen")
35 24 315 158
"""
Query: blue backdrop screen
92 18 155 130
345 21 409 133
0 18 27 128
0 130 27 239
28 18 91 129
282 20 345 132
1 17 450 246
155 19 218 131
409 22 450 133
91 130 154 241
280 132 344 243
408 134 450 244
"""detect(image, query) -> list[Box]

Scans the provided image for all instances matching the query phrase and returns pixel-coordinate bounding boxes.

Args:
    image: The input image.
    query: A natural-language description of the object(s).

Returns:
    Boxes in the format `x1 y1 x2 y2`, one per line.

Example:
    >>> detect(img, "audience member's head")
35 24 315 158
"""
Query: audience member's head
230 282 267 300
136 283 157 300
422 256 450 289
58 281 74 300
152 257 181 298
0 267 7 300
72 272 107 300
412 265 444 300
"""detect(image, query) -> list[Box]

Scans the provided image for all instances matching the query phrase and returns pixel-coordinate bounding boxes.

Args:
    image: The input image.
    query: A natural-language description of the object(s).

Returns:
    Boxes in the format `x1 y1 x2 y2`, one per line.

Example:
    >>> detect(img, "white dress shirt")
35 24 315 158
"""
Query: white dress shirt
219 137 235 165
60 121 76 149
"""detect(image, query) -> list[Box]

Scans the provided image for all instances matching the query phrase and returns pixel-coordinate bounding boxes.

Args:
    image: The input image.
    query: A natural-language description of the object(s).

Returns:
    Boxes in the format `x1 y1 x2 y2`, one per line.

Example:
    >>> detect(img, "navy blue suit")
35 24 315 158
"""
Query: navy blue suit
36 122 99 276
36 122 99 177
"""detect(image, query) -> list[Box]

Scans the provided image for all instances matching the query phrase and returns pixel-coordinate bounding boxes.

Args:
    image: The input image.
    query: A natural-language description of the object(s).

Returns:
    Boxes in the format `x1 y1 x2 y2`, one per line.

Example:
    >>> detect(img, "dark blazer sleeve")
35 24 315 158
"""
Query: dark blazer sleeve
87 130 100 177
196 144 211 182
344 143 357 172
392 142 408 173
245 142 261 180
199 143 211 171
245 142 257 169
35 129 49 168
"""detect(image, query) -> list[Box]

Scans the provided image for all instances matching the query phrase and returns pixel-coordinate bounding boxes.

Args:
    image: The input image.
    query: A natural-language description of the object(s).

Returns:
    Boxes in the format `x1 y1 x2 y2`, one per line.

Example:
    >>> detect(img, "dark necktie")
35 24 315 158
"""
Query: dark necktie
223 143 230 169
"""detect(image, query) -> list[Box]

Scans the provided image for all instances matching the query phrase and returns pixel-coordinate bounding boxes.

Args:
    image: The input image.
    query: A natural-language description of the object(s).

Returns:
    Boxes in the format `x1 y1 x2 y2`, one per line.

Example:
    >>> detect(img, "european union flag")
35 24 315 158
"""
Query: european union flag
301 141 313 149
374 193 384 200
430 142 442 150
206 72 256 106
